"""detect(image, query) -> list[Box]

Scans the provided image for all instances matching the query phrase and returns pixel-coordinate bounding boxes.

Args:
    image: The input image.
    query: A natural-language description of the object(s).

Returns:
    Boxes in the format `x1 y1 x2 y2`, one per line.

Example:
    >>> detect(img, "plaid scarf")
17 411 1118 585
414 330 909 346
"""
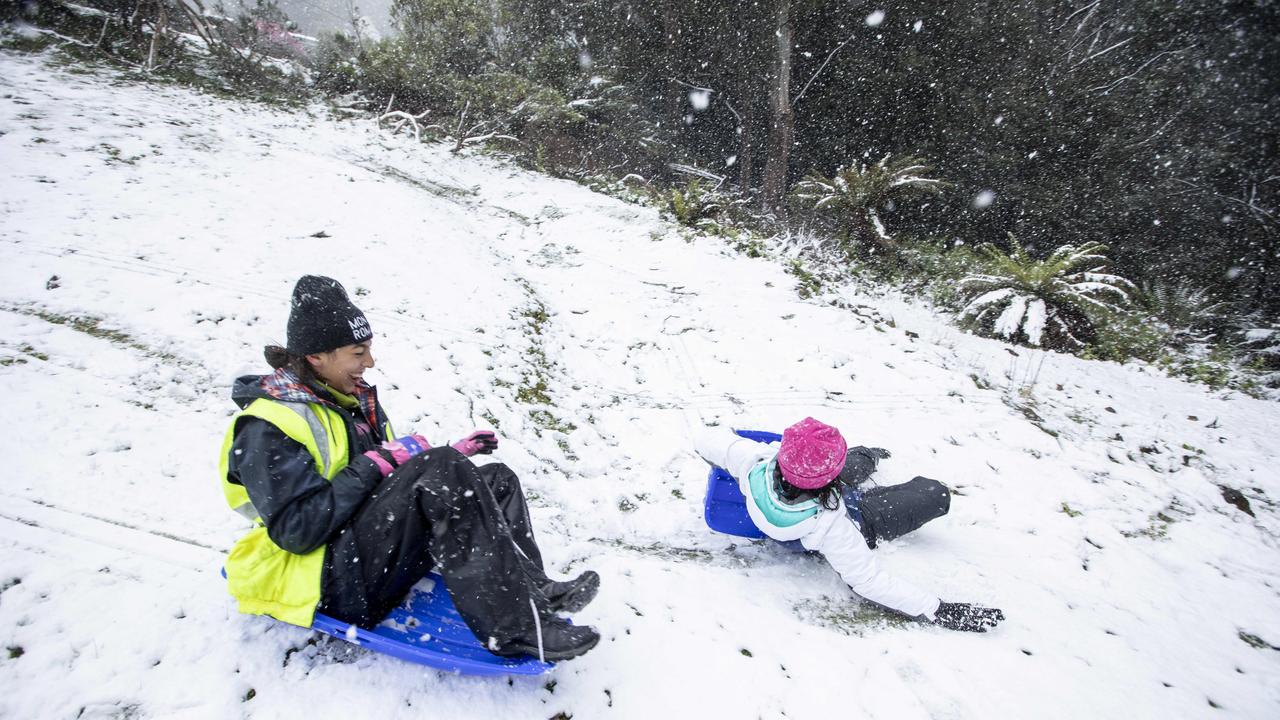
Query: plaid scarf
258 367 382 433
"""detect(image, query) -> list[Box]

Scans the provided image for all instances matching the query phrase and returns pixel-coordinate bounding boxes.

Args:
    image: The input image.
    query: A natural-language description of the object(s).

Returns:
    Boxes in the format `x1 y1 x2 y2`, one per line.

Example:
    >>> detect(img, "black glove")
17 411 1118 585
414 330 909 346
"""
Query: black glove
932 602 1004 632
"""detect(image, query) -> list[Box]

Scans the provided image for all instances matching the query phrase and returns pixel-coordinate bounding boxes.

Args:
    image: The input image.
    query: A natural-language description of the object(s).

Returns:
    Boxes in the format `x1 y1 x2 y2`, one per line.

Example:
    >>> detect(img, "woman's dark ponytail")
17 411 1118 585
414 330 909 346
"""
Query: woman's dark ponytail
264 344 290 369
263 344 318 383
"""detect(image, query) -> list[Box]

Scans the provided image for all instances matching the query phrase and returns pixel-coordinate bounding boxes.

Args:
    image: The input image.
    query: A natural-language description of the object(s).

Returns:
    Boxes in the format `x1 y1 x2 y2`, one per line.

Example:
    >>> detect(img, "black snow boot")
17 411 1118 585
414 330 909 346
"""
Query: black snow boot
838 446 891 488
541 570 600 614
495 618 600 661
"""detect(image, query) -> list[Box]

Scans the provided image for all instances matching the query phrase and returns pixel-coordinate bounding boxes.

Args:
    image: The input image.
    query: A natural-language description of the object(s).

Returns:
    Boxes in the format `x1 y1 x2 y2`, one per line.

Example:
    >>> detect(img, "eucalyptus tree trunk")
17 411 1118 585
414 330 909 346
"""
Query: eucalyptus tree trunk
760 0 793 212
660 0 684 134
737 88 756 191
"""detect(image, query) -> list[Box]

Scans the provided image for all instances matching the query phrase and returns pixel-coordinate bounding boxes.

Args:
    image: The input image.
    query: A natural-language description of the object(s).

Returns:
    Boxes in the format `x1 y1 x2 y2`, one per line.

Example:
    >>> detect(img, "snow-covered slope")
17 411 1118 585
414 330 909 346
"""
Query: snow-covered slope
2 50 1278 719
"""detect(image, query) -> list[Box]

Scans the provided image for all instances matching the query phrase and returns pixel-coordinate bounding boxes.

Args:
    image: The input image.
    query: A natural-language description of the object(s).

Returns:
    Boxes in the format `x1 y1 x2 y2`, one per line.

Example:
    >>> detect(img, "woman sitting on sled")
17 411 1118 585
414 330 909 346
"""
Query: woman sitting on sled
695 417 1003 631
218 275 599 660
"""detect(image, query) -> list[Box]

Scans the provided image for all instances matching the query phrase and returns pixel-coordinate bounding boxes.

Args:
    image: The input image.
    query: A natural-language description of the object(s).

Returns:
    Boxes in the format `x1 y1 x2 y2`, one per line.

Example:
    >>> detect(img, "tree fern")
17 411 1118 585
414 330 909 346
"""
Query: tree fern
1137 281 1233 347
791 154 947 251
959 238 1135 349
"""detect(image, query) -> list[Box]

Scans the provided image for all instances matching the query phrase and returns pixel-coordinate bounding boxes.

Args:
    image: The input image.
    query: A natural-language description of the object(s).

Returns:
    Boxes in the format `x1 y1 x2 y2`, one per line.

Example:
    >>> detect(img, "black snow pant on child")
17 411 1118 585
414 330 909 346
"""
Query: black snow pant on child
317 447 553 649
837 447 951 548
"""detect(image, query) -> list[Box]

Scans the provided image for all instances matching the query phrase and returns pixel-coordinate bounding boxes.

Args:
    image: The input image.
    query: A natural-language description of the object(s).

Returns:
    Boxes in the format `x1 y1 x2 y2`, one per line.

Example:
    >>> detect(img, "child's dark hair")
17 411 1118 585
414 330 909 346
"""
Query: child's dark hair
774 464 844 510
264 344 319 384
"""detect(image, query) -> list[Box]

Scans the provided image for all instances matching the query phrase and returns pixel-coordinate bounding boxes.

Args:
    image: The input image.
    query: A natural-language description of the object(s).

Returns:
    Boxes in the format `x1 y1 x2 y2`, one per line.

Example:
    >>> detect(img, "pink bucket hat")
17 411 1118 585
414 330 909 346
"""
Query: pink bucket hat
777 417 848 490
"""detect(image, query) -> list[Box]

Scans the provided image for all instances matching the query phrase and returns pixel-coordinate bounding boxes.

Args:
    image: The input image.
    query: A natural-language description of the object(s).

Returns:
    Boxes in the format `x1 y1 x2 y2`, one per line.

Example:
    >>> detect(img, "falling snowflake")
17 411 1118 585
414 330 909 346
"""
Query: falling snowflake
866 10 885 27
689 89 711 112
973 190 996 209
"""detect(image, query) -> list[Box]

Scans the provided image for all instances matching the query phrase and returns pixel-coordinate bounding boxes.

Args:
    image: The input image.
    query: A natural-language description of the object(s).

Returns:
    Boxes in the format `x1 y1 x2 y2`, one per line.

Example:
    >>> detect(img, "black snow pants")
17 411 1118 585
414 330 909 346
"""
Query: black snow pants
837 448 951 548
317 447 552 648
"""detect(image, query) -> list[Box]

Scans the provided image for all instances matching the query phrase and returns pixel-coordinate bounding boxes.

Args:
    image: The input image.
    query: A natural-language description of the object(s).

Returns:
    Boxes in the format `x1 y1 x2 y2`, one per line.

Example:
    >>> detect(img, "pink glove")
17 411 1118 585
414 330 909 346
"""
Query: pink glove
363 434 431 477
451 430 498 457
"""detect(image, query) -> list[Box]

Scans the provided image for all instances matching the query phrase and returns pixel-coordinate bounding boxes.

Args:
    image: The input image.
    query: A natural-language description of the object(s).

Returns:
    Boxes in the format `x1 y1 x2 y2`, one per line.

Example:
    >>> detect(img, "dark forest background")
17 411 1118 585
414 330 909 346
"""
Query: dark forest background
5 0 1278 389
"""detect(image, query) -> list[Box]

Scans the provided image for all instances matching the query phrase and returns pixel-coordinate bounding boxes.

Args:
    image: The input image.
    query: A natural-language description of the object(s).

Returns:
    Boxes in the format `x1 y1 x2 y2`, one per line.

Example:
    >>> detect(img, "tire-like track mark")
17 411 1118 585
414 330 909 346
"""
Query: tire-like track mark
0 494 227 575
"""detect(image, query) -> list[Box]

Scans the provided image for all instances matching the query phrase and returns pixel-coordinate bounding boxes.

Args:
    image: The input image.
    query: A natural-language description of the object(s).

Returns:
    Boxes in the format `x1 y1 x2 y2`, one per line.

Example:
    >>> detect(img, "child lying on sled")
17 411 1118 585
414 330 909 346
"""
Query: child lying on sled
694 417 1003 631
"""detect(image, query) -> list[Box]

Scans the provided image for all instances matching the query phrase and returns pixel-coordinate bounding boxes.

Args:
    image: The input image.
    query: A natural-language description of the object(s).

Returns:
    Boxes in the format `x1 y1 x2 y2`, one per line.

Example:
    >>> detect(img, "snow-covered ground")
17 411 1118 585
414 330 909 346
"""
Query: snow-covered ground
2 49 1278 719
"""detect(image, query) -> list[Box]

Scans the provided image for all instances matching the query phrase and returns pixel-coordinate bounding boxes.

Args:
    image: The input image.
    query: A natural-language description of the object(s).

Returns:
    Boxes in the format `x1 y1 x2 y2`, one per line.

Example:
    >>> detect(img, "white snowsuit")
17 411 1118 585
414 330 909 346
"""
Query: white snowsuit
694 426 940 620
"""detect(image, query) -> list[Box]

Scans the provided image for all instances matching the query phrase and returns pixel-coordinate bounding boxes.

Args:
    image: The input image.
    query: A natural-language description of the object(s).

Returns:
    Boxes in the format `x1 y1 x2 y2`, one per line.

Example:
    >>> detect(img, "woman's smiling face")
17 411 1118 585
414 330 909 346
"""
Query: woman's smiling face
307 340 375 393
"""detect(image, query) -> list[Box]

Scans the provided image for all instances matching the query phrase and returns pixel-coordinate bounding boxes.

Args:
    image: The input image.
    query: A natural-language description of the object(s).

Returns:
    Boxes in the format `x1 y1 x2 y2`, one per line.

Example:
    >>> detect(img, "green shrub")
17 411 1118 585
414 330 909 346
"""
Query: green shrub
729 230 768 258
357 37 462 113
549 76 671 178
669 179 723 227
312 32 361 94
1158 345 1240 391
457 72 581 135
1237 324 1280 388
1081 310 1168 364
923 244 985 303
392 0 493 76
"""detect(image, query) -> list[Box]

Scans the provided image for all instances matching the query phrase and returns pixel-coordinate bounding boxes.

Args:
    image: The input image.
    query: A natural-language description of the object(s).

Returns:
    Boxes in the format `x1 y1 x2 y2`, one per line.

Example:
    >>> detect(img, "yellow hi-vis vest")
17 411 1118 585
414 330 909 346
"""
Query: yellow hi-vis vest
218 397 352 628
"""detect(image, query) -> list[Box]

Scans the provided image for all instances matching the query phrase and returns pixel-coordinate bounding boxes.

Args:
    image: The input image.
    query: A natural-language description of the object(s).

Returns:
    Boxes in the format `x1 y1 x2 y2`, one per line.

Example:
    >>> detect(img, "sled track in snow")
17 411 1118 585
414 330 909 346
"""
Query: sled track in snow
0 494 226 575
0 238 497 349
0 493 784 580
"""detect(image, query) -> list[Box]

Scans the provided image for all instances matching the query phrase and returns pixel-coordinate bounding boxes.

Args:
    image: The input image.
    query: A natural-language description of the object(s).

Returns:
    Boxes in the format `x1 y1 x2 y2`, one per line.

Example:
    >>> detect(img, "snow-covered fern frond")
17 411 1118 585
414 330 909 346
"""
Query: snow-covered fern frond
958 237 1134 349
789 154 949 249
1136 280 1235 347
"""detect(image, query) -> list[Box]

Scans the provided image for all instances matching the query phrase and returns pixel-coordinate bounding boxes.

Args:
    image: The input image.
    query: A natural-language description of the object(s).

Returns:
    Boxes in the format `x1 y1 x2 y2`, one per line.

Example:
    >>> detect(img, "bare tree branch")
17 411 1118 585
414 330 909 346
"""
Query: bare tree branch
793 30 856 107
1090 46 1194 94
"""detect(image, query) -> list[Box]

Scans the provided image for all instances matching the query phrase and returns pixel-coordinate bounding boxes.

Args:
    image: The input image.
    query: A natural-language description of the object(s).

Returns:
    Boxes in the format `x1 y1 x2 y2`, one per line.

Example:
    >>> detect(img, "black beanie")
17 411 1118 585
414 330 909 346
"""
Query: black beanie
285 275 372 355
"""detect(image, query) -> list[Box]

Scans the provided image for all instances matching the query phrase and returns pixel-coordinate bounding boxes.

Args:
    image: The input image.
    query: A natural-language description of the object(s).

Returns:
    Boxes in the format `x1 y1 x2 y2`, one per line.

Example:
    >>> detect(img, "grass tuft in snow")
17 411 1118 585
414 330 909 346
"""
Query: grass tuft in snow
4 304 171 360
793 596 913 636
510 281 577 438
1121 500 1193 540
786 259 823 299
1238 631 1280 651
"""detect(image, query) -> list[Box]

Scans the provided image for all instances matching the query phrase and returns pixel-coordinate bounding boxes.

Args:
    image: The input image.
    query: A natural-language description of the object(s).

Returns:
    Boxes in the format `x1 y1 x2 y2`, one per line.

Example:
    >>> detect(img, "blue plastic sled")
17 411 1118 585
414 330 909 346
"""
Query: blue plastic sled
703 429 782 539
226 569 553 676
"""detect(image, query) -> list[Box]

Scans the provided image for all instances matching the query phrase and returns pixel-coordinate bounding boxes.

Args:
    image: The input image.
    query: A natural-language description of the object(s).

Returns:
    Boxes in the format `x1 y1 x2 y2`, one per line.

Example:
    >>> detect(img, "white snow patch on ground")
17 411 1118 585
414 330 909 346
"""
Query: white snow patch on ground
2 50 1279 719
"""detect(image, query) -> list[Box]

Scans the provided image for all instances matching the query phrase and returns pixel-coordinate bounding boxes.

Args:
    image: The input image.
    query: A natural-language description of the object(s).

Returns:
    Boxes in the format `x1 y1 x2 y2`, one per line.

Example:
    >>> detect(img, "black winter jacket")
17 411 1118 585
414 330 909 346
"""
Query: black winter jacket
224 374 391 555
